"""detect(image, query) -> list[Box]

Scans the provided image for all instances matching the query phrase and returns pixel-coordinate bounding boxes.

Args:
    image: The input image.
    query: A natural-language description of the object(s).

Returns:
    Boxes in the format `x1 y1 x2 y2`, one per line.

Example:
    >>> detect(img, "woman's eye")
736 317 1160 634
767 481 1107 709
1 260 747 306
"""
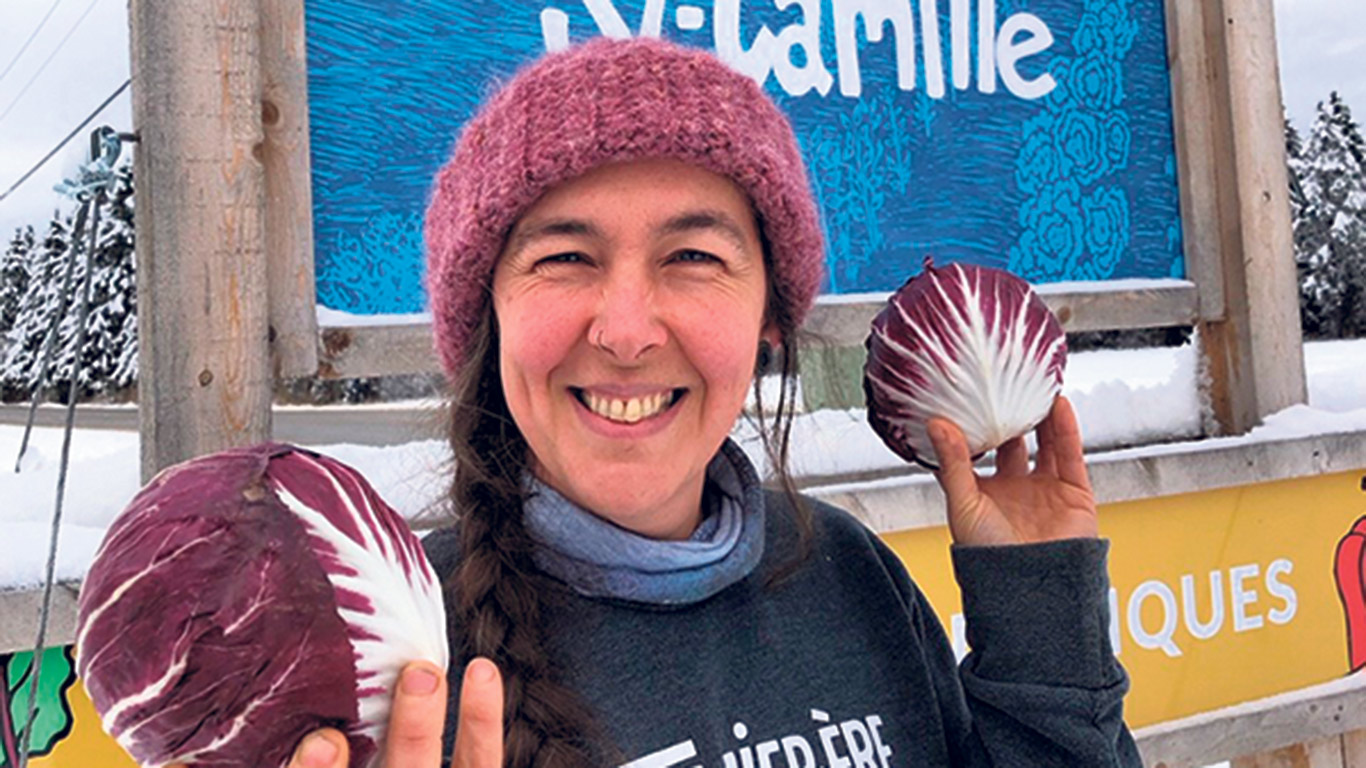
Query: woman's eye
671 249 721 265
536 252 587 267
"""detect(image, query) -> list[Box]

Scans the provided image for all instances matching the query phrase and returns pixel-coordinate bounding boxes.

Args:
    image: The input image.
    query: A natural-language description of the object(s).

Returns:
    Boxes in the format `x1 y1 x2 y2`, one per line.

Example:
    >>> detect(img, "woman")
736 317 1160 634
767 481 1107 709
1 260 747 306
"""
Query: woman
287 37 1139 768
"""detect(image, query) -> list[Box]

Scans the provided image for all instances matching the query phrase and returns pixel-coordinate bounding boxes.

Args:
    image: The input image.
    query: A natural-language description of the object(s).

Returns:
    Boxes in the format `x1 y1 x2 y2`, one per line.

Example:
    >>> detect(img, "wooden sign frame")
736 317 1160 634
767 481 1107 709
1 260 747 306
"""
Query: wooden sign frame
279 0 1301 428
116 0 1355 763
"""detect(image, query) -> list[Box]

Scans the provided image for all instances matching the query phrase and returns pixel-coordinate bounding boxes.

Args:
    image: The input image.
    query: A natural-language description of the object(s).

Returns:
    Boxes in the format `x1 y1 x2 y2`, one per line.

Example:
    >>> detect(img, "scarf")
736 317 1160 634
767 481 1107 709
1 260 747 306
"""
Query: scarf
521 439 765 606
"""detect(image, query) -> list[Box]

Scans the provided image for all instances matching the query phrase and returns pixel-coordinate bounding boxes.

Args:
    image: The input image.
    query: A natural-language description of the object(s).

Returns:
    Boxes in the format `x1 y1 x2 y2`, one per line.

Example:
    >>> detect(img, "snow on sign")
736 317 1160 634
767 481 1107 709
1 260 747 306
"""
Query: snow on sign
304 0 1184 315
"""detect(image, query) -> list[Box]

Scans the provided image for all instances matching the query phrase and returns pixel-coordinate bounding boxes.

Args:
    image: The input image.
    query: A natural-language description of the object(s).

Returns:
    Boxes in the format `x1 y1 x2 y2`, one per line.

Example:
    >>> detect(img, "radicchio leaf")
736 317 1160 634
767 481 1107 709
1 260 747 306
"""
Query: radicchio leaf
74 443 448 768
863 257 1067 469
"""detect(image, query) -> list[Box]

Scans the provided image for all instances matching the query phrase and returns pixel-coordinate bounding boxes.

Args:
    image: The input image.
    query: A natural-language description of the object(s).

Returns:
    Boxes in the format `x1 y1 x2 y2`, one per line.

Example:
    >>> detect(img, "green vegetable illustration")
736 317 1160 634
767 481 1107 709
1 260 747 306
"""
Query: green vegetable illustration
1 647 77 767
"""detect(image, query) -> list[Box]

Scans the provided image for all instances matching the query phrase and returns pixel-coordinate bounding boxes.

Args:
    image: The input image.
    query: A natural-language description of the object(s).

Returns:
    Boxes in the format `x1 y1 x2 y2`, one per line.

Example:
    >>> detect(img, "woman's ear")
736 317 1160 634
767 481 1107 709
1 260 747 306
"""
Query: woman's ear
760 323 782 351
756 325 782 376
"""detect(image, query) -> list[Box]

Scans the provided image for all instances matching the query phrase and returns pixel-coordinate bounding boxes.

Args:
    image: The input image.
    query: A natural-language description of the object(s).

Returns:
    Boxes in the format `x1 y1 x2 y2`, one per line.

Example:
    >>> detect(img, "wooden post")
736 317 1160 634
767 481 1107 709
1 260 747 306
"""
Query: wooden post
1219 0 1308 422
130 0 273 482
259 0 321 379
1180 0 1307 435
1163 0 1226 324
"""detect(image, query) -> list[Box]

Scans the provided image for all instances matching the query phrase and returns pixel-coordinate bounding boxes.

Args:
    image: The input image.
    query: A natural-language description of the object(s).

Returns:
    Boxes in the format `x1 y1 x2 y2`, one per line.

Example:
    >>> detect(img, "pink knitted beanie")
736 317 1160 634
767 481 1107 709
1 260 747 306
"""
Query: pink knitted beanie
424 36 825 378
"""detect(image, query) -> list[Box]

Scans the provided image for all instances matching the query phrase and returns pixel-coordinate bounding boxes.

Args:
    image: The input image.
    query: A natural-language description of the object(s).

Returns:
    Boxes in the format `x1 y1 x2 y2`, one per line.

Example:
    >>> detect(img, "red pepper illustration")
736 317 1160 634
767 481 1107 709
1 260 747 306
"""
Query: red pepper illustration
1336 514 1366 673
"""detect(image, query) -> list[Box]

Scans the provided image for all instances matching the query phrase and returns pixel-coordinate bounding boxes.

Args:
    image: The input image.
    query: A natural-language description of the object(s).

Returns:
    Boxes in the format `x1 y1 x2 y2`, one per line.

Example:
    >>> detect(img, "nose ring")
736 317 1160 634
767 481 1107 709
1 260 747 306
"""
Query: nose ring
592 328 608 351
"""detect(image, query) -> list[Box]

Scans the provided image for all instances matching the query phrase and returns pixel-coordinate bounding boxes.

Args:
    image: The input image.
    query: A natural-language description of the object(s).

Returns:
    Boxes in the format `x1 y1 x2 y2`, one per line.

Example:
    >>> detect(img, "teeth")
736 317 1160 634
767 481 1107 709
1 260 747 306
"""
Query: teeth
582 391 673 424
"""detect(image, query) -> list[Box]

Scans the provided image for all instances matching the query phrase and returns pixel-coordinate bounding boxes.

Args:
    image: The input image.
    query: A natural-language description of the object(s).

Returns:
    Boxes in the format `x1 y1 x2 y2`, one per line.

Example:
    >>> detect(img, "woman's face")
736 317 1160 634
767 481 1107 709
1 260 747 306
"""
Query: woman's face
492 158 774 540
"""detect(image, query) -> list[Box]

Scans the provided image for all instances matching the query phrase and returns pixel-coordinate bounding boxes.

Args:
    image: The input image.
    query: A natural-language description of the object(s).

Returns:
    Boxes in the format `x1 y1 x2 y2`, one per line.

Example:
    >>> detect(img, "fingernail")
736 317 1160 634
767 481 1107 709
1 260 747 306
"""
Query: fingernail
928 423 944 442
469 659 495 683
299 733 338 768
402 667 440 696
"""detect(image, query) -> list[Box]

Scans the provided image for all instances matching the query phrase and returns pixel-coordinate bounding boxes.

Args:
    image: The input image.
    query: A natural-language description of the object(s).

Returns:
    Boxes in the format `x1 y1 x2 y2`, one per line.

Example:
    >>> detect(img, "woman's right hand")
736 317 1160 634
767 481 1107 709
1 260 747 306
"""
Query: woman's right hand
294 658 505 768
171 658 505 768
290 658 505 768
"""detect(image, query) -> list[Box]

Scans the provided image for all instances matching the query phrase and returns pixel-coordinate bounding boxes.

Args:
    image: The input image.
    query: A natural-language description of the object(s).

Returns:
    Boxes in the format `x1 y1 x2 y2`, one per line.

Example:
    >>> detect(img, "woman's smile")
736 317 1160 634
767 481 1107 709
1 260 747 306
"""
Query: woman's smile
571 386 684 424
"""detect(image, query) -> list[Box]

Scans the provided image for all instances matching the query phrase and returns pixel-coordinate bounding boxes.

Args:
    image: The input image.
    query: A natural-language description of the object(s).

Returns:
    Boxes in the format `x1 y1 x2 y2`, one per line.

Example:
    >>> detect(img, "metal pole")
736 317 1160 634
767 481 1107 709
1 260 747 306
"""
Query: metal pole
15 189 102 768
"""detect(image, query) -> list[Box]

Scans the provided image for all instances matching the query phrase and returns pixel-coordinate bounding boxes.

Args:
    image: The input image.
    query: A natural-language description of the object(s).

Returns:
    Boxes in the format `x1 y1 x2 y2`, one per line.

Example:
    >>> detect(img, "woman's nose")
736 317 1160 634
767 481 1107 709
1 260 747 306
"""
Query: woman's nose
588 273 666 361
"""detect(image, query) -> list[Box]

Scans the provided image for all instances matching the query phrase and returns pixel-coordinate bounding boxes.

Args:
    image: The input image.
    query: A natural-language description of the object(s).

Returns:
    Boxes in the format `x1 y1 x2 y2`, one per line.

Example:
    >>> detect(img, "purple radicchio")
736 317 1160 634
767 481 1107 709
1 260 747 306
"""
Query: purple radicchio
863 257 1067 469
74 442 448 768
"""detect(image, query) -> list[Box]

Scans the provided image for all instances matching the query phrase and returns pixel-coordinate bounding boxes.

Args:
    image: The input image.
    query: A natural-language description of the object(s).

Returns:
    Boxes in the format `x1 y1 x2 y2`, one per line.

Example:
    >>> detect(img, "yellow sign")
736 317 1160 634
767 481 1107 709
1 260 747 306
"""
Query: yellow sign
27 679 136 768
5 469 1363 762
884 468 1366 728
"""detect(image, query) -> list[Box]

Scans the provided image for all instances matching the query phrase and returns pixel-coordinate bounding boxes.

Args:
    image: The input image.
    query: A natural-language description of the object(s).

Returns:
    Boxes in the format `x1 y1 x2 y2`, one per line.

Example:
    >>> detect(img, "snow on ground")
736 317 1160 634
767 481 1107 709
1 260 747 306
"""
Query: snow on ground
1304 338 1366 412
1 338 1364 590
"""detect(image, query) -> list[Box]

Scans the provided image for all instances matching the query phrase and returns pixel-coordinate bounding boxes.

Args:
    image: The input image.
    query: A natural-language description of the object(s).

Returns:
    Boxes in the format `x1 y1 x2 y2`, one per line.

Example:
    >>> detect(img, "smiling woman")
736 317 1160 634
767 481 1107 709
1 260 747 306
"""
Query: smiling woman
265 36 1141 768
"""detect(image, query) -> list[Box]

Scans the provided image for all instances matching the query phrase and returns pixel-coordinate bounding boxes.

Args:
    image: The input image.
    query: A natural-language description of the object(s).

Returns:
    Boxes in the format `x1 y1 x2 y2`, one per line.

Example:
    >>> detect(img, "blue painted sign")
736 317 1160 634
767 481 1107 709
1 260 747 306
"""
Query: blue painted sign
305 0 1184 314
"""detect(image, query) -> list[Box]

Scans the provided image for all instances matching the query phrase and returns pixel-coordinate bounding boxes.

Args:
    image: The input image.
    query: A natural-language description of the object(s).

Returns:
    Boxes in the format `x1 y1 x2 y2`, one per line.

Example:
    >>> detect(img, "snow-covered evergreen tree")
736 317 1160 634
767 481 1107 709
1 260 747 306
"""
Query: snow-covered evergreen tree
1 226 35 337
1295 92 1366 339
3 213 75 400
0 163 137 401
1286 117 1322 333
1286 116 1304 160
71 162 138 396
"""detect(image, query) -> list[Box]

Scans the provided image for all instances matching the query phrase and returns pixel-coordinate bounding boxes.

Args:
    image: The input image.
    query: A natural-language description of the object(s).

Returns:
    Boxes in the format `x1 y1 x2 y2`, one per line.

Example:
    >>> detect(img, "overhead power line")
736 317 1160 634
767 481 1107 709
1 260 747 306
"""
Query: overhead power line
0 0 102 124
0 78 131 206
0 0 69 86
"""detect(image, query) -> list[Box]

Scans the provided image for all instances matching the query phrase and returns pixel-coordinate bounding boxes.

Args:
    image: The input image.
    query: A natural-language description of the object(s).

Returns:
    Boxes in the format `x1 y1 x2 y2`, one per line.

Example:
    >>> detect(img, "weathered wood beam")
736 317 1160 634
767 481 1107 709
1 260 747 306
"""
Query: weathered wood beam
1135 675 1366 768
1163 0 1226 324
314 281 1201 381
259 0 320 379
130 0 272 482
1184 0 1307 436
315 323 439 380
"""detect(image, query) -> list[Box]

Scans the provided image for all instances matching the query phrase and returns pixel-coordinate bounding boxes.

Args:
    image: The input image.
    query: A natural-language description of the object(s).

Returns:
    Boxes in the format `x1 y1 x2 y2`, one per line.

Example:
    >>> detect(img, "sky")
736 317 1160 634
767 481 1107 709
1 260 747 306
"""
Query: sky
1274 0 1366 133
0 0 1362 238
0 0 131 237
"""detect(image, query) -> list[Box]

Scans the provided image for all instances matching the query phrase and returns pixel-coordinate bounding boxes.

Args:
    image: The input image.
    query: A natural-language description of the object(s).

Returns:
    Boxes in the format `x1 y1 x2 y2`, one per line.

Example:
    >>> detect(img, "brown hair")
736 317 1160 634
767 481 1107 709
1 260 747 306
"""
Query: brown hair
442 254 812 766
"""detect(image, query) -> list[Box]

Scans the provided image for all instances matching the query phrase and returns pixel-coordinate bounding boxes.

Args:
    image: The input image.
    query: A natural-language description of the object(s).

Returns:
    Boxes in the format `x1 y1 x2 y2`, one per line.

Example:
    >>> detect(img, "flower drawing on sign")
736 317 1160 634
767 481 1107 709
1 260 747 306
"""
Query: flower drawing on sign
1081 186 1131 280
1070 52 1125 111
1010 180 1084 277
1016 115 1065 196
1042 55 1080 113
1104 113 1133 168
1059 109 1108 185
1075 0 1140 58
1010 0 1136 282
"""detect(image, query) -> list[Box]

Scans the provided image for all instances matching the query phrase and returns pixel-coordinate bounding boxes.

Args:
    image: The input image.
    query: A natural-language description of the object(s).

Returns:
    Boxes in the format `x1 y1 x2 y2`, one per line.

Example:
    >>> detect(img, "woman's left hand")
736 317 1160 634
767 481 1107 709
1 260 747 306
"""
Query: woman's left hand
928 396 1099 547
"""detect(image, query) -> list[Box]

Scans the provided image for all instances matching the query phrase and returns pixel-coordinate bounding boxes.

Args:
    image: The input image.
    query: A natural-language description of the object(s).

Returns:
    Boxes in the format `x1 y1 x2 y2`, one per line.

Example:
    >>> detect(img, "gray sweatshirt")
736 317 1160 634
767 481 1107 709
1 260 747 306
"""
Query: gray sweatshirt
421 492 1142 767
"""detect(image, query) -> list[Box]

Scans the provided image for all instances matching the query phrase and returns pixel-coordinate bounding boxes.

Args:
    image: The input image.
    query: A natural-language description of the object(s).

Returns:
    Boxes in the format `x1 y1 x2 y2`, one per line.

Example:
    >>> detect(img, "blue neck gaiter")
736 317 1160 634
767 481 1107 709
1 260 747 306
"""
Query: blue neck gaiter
521 439 765 606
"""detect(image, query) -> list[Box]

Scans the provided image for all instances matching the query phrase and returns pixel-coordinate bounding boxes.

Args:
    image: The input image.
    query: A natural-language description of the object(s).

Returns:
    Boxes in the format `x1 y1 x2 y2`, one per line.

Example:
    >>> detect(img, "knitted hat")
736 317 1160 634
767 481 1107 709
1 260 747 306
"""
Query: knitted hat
424 36 825 378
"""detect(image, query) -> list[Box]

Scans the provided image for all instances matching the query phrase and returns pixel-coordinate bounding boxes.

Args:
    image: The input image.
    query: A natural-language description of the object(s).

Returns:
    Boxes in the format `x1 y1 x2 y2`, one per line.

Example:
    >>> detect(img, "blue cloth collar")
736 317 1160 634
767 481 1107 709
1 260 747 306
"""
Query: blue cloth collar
521 439 765 606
